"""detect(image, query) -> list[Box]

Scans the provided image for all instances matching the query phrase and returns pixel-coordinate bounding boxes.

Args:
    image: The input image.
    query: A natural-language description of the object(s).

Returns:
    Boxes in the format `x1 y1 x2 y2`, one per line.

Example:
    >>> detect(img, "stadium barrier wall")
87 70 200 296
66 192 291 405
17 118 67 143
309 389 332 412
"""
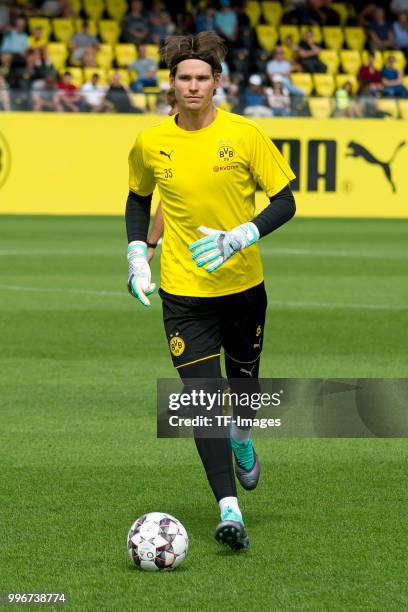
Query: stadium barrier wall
0 112 407 217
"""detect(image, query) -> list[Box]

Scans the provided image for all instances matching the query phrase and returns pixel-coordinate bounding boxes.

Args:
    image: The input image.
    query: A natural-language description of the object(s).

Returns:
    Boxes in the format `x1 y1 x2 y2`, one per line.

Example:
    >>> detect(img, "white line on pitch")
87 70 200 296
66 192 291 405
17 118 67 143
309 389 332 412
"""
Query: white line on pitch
0 247 406 259
0 284 406 311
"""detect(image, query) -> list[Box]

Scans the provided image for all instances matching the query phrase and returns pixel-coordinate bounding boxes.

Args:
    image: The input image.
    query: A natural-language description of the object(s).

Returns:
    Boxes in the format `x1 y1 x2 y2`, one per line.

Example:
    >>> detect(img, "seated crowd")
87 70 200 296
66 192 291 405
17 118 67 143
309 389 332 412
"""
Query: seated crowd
0 0 408 117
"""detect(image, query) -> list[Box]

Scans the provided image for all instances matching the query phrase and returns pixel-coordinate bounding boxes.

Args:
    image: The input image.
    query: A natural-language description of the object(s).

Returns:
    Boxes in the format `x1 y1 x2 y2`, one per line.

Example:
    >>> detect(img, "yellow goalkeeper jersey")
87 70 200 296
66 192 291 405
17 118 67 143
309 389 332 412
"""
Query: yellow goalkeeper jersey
128 108 295 297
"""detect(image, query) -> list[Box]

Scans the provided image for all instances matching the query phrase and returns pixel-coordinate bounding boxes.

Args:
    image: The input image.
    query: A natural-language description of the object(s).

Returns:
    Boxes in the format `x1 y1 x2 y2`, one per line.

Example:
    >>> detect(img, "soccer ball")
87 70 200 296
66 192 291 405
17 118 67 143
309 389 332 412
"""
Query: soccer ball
127 512 188 571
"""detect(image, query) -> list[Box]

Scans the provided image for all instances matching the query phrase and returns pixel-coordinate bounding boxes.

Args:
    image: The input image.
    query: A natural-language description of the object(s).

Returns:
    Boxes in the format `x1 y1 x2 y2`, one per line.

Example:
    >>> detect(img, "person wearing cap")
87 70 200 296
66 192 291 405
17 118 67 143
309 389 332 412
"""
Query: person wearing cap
243 74 273 117
125 32 296 552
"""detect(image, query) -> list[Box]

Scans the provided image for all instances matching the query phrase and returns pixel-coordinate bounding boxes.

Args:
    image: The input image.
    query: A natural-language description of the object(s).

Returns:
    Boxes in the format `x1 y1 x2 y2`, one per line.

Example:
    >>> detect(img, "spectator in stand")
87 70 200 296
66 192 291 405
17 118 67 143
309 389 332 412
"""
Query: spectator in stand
122 0 149 45
334 80 362 117
0 17 29 70
381 54 408 96
196 6 216 33
368 7 394 51
149 11 175 45
129 44 158 92
81 73 108 112
28 26 47 51
393 12 408 59
0 73 11 110
18 47 57 90
215 0 238 49
243 74 273 117
69 21 99 66
32 73 62 111
290 0 341 26
266 45 305 96
266 75 291 116
298 28 327 73
358 50 383 95
105 71 143 113
282 34 302 70
391 0 408 16
56 70 83 111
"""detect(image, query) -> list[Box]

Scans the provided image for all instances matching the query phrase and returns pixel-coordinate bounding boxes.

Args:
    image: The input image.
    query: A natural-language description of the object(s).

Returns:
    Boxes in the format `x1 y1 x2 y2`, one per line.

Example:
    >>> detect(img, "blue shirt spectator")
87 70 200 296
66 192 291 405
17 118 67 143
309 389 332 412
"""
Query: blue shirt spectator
393 12 408 51
196 8 216 33
215 2 238 42
368 7 394 50
1 18 29 55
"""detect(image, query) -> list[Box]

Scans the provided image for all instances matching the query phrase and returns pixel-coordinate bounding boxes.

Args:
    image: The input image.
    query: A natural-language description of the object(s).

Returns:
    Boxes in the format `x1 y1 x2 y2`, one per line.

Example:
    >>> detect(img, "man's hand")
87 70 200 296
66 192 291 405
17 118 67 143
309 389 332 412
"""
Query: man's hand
189 222 259 273
127 241 156 307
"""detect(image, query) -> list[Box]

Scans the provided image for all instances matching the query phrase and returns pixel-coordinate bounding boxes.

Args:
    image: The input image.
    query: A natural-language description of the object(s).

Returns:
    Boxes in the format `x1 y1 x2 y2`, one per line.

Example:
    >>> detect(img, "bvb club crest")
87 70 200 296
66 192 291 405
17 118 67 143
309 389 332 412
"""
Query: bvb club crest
217 145 235 163
0 132 11 190
169 333 185 357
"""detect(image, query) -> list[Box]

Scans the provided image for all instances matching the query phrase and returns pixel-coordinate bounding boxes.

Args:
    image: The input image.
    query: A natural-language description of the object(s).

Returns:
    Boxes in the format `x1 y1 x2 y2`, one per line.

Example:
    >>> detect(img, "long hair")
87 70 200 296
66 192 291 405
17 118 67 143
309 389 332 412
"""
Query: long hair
161 32 227 77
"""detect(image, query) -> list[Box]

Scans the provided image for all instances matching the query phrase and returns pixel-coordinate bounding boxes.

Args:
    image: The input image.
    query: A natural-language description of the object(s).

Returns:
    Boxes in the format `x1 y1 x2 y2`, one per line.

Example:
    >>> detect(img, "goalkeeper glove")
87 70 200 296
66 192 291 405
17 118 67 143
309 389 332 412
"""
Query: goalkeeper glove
127 241 156 307
189 223 260 273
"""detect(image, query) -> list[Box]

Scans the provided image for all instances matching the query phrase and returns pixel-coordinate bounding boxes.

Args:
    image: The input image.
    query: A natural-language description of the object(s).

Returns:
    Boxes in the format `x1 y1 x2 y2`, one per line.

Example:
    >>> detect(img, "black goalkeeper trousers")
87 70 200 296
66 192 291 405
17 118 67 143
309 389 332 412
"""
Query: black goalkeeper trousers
177 354 261 502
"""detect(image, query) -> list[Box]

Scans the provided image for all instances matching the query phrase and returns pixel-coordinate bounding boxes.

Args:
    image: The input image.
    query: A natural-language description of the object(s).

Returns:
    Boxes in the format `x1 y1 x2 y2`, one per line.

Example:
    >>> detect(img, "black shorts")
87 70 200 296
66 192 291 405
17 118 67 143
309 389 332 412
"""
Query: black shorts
159 282 267 369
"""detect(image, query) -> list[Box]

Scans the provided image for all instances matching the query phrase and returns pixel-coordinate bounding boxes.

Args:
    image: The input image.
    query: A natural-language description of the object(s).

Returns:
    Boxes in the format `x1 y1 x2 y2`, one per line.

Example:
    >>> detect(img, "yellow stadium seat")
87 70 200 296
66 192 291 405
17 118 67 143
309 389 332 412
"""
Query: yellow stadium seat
83 0 104 21
145 44 160 63
114 44 137 67
132 93 147 110
313 74 335 97
108 69 131 86
319 50 339 74
335 74 358 94
47 42 68 70
28 17 51 40
398 99 408 119
29 33 48 48
157 69 169 84
245 1 262 27
300 25 322 45
96 44 113 69
70 0 82 14
344 27 366 51
256 25 278 51
147 93 157 112
383 51 406 72
52 19 74 43
279 25 300 45
403 75 408 89
75 20 98 36
99 20 120 45
331 2 348 26
262 2 282 25
361 50 383 70
106 0 128 20
377 99 399 119
308 97 334 119
65 67 83 87
83 67 107 84
340 50 362 76
291 73 313 96
322 26 344 50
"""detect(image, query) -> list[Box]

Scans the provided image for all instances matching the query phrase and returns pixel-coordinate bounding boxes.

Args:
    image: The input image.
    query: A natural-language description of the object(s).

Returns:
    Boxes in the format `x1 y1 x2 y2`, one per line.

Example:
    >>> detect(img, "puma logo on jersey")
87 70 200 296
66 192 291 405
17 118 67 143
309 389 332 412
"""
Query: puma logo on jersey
160 149 173 160
240 365 256 377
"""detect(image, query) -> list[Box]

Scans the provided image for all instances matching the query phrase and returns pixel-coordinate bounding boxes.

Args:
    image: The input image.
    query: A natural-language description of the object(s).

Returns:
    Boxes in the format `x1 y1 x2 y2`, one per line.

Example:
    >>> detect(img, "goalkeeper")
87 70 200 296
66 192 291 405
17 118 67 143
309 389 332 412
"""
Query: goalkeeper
125 32 296 552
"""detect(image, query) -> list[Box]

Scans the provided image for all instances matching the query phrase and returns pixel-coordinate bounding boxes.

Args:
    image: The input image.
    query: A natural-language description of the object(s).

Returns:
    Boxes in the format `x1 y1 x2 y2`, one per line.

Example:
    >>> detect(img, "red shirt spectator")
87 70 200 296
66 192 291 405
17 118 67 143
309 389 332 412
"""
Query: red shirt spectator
358 52 382 94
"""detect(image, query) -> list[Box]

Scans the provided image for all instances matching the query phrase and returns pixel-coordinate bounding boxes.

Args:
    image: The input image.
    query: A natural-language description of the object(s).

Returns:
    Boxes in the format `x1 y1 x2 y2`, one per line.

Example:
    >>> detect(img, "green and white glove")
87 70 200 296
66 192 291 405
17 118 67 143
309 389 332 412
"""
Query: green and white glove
127 241 156 307
189 222 260 273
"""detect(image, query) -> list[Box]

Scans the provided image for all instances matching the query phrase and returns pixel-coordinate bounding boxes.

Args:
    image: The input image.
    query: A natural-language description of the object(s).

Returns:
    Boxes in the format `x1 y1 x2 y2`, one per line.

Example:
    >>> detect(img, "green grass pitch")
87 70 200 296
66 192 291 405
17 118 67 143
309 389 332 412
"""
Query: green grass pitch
0 215 407 610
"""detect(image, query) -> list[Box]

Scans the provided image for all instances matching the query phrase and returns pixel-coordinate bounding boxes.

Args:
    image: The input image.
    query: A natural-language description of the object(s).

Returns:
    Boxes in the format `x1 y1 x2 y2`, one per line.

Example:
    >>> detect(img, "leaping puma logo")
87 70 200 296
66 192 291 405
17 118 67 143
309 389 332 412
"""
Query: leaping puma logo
240 365 256 377
160 149 173 160
346 141 406 193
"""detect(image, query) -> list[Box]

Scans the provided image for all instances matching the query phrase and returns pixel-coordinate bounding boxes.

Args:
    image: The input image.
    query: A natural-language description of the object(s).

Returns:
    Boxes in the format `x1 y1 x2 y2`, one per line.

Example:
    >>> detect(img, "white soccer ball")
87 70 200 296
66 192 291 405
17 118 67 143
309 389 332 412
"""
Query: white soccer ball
127 512 188 571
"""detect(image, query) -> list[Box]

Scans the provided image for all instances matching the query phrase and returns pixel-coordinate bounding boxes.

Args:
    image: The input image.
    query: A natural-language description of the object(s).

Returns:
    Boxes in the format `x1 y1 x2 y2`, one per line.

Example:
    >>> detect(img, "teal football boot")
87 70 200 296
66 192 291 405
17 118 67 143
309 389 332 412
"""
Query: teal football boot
215 507 250 551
